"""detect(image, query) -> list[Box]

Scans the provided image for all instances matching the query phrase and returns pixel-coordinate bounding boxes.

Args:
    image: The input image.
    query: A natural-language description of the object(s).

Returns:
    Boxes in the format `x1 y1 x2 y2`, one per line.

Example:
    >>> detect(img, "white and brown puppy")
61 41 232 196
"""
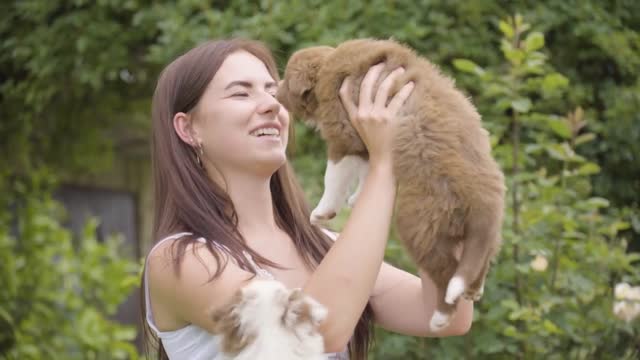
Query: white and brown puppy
209 279 328 360
277 39 506 332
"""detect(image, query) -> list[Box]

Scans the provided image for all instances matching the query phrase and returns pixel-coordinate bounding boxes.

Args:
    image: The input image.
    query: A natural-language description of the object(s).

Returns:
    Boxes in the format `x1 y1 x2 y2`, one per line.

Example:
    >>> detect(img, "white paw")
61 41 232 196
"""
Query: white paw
429 311 451 332
347 192 359 208
310 207 337 224
445 276 466 305
309 300 328 326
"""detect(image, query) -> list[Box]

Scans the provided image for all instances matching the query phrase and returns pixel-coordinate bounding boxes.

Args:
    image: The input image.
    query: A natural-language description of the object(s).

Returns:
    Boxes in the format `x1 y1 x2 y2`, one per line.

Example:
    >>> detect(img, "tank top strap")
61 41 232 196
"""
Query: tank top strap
241 250 275 280
144 232 278 334
144 232 194 334
144 232 231 332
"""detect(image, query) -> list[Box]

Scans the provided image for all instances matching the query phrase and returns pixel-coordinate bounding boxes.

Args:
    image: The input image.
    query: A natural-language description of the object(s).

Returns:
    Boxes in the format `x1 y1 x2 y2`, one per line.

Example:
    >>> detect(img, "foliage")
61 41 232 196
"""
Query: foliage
0 0 153 177
3 1 638 213
1 0 639 358
0 176 140 359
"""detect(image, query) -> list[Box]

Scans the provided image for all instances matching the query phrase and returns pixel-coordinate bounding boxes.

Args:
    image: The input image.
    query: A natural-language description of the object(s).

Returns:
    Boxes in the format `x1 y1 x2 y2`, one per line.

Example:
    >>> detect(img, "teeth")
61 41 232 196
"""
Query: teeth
251 127 280 137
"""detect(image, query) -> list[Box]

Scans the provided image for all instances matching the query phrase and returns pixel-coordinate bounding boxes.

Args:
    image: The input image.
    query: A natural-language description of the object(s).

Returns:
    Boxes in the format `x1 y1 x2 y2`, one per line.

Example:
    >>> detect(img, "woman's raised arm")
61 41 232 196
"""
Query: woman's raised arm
302 63 415 352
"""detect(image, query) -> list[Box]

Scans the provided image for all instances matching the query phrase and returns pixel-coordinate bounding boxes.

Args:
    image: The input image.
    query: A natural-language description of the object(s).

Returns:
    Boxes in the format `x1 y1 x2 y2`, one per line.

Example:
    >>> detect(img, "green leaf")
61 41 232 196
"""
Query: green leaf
543 319 563 334
577 163 601 175
574 133 596 146
504 47 525 66
453 58 484 75
611 221 631 231
548 119 572 139
525 32 545 52
511 98 532 113
546 143 568 161
542 73 569 93
499 20 514 38
586 197 610 208
114 327 137 341
0 308 14 326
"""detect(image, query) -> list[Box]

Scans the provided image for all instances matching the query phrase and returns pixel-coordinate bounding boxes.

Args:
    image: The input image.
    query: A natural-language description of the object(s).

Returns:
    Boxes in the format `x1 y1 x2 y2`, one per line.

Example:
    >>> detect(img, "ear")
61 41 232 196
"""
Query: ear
209 291 257 354
288 73 315 99
288 287 304 302
173 111 200 147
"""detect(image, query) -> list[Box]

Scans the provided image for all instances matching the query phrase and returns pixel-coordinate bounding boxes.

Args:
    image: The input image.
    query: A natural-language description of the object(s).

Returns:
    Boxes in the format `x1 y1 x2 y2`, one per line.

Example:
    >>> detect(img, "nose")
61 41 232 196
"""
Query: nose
257 91 281 116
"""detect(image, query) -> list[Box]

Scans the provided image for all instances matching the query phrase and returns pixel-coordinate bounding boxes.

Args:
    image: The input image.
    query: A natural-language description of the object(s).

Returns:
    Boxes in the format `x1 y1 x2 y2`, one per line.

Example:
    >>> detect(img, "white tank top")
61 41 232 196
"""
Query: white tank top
143 232 349 359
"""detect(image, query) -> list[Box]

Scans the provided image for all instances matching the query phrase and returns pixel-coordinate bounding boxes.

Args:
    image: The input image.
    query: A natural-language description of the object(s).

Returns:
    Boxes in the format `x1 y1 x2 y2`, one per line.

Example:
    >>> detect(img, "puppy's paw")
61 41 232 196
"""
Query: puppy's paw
445 276 466 305
463 280 485 301
310 208 337 224
429 311 451 332
284 289 327 329
347 192 359 208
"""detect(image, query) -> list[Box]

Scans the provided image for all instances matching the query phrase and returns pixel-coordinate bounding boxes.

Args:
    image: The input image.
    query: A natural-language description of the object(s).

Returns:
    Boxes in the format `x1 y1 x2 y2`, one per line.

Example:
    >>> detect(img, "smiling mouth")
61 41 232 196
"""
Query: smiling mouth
250 127 281 137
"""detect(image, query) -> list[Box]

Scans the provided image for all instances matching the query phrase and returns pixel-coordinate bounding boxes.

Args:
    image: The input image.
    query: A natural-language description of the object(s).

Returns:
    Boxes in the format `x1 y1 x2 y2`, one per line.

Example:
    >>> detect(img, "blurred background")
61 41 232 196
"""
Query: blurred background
1 0 639 359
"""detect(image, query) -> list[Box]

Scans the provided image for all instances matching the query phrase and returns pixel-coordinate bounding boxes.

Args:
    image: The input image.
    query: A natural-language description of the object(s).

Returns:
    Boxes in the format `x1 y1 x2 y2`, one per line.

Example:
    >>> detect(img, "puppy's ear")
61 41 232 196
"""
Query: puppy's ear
209 289 255 355
286 46 335 99
288 72 316 99
282 288 304 327
288 287 304 302
209 291 242 335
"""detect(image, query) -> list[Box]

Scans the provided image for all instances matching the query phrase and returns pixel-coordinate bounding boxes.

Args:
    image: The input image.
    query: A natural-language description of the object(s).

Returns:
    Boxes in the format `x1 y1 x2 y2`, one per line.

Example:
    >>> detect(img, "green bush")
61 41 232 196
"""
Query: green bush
2 1 638 358
0 176 141 360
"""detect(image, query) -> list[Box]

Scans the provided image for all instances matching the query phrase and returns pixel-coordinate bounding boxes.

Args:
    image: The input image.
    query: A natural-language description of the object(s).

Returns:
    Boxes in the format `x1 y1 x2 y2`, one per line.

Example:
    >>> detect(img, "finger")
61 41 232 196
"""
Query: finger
387 81 415 112
374 67 405 109
339 77 358 119
359 63 385 108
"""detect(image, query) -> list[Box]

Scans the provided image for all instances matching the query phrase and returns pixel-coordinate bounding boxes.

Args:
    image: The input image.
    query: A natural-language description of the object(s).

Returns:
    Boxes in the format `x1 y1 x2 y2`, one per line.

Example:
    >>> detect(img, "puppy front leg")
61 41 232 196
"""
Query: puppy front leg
311 155 364 224
347 160 369 208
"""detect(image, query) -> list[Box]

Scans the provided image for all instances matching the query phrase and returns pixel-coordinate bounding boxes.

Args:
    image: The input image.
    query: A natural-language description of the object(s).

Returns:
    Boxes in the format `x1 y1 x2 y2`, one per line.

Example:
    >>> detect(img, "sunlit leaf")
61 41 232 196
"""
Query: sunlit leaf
499 20 514 38
548 119 572 139
574 133 596 146
511 98 532 113
525 31 545 52
542 73 569 93
453 58 484 75
577 163 601 175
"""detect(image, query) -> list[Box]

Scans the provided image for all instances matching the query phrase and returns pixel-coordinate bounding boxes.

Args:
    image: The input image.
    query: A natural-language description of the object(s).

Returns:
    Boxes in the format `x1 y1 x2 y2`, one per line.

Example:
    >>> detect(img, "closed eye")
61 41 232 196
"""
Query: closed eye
231 92 249 97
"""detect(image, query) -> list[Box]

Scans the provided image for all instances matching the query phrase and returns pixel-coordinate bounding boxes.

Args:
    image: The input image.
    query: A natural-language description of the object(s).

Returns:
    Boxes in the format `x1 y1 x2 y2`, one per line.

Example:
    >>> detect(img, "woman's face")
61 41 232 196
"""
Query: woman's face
191 50 290 177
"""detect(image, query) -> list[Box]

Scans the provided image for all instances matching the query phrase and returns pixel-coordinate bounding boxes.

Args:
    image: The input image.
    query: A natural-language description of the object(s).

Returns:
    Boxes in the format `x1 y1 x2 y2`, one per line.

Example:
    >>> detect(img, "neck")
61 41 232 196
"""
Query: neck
214 169 281 243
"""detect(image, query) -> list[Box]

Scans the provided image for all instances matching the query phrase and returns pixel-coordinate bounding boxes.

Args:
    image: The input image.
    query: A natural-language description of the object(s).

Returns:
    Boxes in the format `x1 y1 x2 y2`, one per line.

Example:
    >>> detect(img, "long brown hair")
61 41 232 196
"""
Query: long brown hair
141 39 374 359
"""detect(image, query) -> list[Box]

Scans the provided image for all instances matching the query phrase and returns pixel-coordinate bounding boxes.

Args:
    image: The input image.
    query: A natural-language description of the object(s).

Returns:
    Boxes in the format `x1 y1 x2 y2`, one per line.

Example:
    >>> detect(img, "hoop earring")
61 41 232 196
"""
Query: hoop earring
196 142 204 168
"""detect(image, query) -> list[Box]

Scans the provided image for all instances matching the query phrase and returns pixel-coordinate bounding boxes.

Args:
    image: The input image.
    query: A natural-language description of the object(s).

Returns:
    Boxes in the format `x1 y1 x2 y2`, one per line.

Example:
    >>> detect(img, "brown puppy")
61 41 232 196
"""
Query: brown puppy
277 39 505 332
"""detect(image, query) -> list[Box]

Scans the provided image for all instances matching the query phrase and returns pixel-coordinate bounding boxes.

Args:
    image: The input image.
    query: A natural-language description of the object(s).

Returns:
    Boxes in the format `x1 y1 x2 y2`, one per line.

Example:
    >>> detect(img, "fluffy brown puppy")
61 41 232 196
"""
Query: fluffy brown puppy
277 39 506 332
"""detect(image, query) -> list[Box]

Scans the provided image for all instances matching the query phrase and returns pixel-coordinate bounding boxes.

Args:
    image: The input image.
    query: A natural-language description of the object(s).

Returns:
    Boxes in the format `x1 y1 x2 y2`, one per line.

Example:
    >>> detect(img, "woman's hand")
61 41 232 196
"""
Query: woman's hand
339 63 414 169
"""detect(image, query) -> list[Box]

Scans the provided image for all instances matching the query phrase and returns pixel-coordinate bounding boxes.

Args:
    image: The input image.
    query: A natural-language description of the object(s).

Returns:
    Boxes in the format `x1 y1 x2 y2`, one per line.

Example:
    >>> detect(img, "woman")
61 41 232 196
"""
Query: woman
142 38 473 360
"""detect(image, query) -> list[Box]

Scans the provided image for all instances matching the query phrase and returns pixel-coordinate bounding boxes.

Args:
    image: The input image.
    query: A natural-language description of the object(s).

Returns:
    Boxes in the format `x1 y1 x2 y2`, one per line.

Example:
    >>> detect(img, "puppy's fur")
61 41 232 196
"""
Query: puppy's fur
209 279 328 360
277 39 506 332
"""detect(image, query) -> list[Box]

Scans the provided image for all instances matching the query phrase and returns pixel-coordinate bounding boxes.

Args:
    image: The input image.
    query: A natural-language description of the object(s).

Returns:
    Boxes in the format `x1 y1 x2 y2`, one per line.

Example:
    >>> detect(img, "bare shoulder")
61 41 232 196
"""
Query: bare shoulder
146 236 255 332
